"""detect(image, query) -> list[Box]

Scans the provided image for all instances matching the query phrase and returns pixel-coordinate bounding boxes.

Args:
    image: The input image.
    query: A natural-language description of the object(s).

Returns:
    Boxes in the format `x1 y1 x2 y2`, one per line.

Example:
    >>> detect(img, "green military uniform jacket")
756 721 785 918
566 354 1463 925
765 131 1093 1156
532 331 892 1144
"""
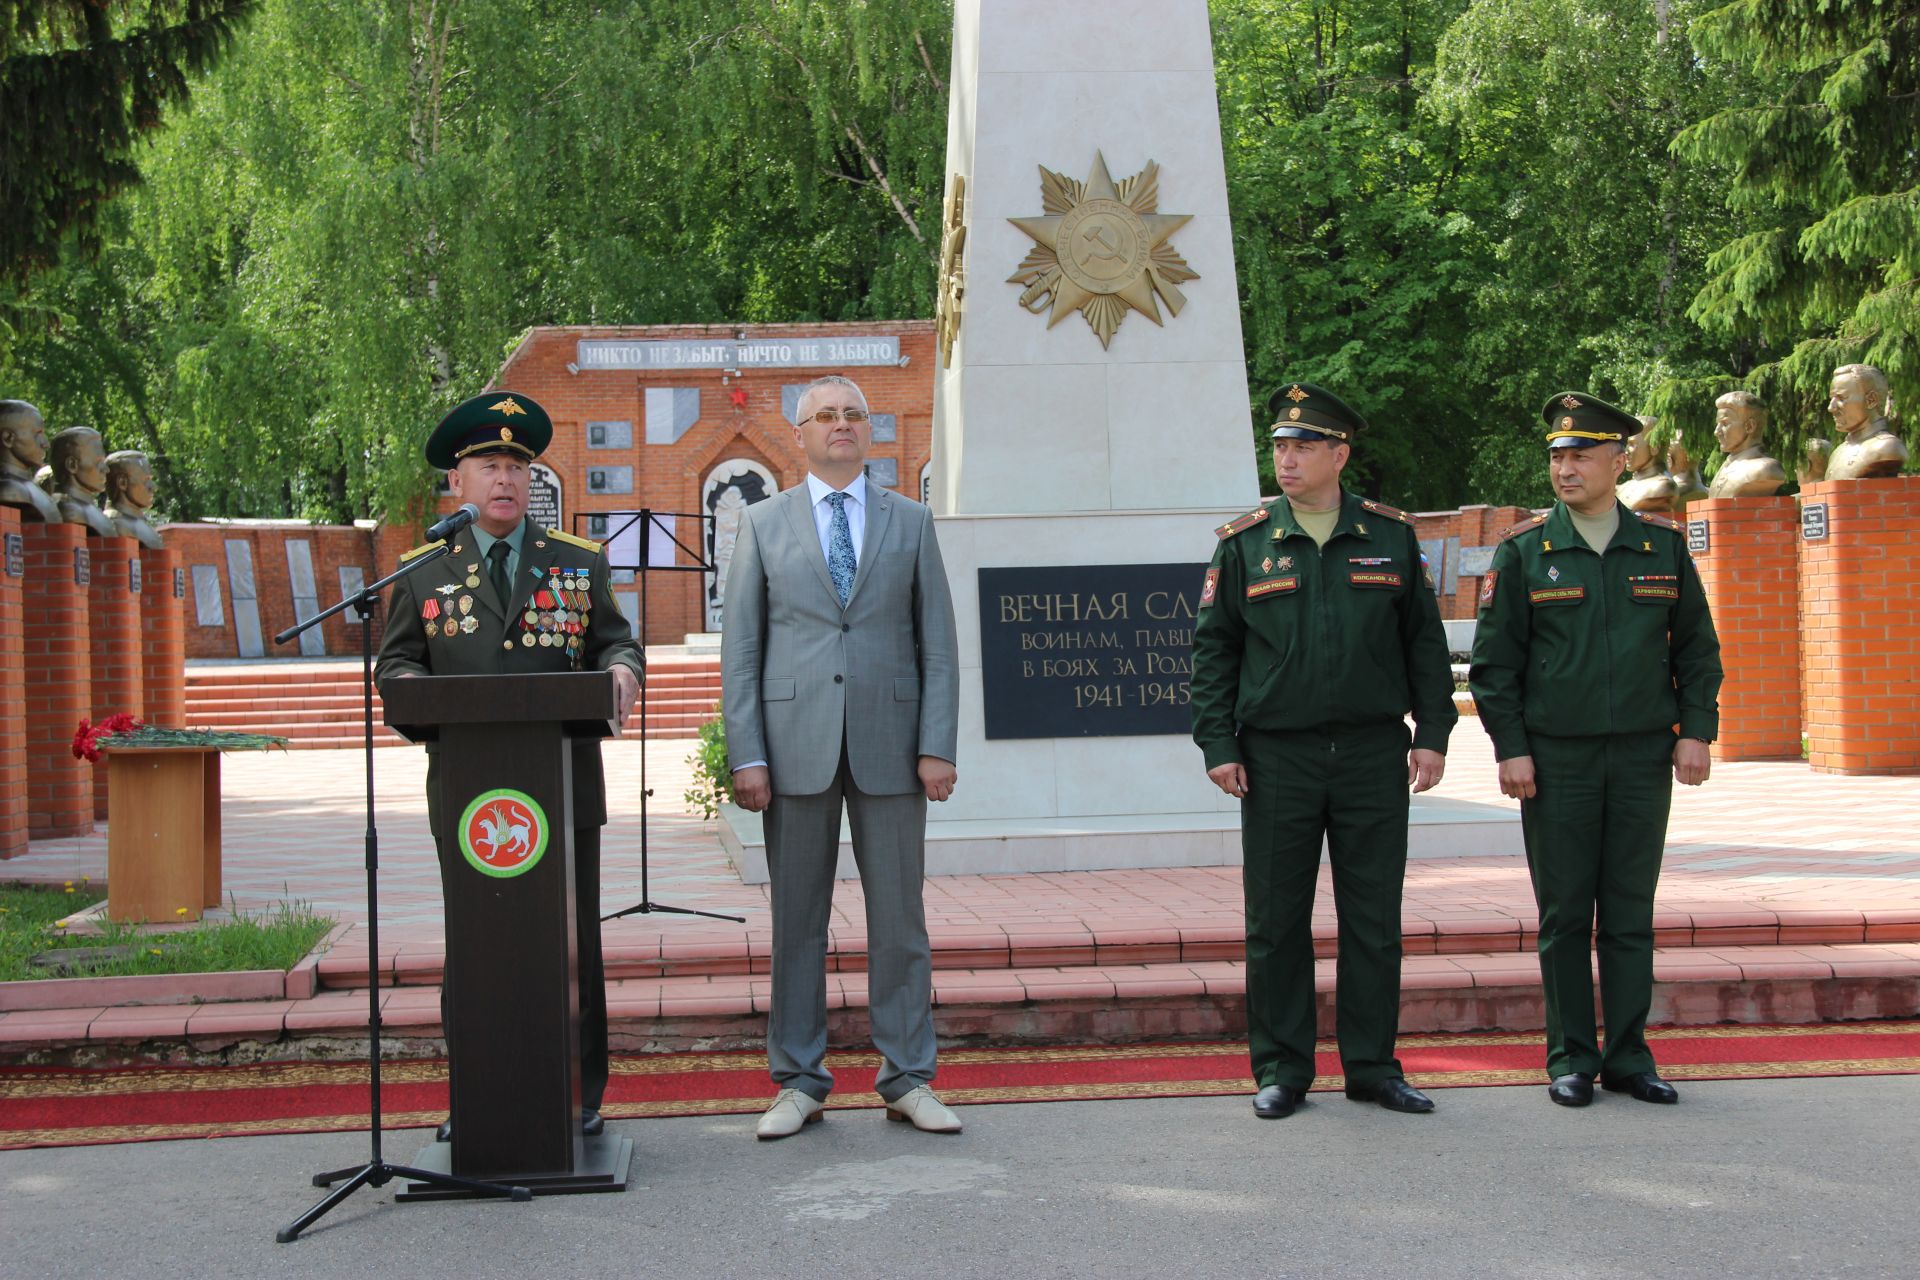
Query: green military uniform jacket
374 515 644 826
1467 502 1722 761
1190 490 1457 769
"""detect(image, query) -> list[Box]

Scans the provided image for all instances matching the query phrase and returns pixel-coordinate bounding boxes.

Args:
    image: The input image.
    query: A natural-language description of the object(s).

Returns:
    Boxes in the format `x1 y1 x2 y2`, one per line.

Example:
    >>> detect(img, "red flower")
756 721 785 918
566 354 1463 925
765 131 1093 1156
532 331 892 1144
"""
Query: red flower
70 714 146 762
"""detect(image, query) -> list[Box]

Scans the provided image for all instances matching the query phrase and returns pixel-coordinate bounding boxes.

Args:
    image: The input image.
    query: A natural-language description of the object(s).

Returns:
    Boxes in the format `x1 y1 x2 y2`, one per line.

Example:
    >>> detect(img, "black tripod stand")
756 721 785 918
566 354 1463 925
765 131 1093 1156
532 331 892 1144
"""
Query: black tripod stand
594 508 743 927
273 549 530 1244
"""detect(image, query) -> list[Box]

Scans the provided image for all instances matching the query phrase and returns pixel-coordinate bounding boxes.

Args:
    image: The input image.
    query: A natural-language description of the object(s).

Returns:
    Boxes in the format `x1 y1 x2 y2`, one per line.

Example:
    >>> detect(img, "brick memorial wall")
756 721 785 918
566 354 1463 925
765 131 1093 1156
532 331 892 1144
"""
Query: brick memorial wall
141 547 187 728
21 522 92 837
0 508 25 858
1688 496 1800 761
86 538 143 819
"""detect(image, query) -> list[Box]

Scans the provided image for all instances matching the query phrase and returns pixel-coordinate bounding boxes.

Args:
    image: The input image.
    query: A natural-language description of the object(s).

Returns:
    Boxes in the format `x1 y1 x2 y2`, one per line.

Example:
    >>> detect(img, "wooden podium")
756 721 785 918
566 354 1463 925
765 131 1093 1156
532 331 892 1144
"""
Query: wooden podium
380 671 630 1196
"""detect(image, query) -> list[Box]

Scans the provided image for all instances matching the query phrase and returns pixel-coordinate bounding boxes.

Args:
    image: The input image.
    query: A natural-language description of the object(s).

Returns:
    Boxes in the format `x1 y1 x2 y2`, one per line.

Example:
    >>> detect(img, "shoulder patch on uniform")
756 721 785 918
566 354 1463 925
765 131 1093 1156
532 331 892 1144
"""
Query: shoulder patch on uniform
1636 511 1679 533
1360 498 1414 526
1215 505 1272 539
1497 514 1548 543
399 538 446 562
546 527 603 554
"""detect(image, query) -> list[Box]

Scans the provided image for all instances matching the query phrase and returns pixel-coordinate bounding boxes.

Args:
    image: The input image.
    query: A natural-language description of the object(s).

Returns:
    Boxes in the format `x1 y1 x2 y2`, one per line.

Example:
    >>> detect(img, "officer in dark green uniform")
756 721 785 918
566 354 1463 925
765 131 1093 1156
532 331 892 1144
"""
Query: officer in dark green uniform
376 391 644 1138
1468 392 1722 1108
1191 382 1457 1120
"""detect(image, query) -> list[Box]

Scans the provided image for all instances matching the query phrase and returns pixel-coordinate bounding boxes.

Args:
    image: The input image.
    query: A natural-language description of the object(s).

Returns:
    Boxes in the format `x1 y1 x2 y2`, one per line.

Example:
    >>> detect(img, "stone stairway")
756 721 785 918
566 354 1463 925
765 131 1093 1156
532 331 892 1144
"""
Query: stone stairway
181 656 722 747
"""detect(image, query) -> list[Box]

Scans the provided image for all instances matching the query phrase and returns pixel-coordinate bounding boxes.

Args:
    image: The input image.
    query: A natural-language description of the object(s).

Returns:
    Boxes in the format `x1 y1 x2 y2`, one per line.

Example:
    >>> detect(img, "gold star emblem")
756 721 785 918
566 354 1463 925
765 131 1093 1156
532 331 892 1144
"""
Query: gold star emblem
1006 152 1198 349
492 397 527 416
1286 385 1309 403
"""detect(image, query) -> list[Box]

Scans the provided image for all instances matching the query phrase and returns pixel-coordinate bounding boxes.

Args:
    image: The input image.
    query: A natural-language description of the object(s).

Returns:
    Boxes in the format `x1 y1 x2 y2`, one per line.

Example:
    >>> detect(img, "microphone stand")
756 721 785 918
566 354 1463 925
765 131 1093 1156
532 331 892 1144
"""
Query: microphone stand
273 536 529 1244
596 508 743 927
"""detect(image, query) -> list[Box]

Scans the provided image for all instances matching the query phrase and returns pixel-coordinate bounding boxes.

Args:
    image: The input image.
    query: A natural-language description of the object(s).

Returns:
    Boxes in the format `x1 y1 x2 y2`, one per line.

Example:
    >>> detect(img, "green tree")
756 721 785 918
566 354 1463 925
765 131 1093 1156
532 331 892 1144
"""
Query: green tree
1670 0 1918 465
1 0 255 283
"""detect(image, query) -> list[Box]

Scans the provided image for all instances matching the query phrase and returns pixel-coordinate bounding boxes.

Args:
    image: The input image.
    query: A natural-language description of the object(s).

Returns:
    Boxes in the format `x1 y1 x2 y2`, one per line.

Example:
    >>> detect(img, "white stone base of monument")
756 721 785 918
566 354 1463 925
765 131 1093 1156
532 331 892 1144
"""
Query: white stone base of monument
718 795 1522 885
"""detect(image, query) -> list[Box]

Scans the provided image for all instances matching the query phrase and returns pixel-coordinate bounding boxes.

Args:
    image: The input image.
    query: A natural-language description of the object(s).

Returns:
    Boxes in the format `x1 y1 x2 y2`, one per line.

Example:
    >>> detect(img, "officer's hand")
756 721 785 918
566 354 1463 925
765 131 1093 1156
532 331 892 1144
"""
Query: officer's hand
1208 763 1248 799
1498 756 1537 800
1673 737 1712 786
732 765 772 813
1408 749 1446 793
610 664 640 729
918 756 958 803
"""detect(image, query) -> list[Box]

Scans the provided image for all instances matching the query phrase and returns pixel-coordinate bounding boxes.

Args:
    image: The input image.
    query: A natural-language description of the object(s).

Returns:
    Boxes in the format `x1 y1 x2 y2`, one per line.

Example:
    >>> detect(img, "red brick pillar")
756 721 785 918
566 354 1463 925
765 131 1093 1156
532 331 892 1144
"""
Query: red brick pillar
22 522 93 837
0 509 26 858
1690 496 1800 760
141 546 187 728
88 538 143 819
1799 476 1920 774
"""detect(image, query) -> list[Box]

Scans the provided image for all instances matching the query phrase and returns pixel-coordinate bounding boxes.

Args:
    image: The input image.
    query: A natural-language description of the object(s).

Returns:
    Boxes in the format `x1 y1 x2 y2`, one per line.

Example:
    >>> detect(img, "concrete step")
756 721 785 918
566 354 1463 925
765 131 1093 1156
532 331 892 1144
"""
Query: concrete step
15 942 1918 1059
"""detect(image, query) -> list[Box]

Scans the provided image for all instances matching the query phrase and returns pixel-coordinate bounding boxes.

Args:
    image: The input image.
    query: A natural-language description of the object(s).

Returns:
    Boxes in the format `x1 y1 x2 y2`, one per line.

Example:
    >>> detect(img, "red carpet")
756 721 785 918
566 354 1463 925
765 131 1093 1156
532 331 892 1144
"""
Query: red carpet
4 1022 1917 1150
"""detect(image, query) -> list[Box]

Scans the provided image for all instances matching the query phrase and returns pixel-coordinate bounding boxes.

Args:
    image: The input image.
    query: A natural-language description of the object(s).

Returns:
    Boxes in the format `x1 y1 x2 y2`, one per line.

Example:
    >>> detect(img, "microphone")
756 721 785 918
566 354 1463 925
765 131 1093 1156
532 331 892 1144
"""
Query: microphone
426 503 479 542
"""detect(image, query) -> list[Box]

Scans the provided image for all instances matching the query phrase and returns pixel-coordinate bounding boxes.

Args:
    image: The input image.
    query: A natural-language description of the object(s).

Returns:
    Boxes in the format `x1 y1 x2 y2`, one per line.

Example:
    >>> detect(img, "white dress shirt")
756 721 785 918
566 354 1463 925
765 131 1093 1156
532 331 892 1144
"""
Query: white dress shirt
805 471 867 570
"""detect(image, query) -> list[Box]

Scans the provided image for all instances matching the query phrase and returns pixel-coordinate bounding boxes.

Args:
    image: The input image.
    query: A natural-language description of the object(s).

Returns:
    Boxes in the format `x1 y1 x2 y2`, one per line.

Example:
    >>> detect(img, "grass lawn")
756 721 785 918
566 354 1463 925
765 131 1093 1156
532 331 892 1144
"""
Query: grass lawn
0 882 334 983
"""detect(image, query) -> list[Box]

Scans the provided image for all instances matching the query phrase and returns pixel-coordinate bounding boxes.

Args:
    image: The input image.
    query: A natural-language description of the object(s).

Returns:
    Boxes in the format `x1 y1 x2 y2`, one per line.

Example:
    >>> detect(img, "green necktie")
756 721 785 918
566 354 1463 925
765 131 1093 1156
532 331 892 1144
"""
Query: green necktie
487 540 511 608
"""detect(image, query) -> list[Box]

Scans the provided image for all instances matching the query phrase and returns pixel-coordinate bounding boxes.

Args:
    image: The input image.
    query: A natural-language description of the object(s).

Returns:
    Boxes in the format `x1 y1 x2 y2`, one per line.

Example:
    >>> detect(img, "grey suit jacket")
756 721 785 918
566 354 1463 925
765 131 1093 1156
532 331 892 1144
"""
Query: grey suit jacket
721 481 959 797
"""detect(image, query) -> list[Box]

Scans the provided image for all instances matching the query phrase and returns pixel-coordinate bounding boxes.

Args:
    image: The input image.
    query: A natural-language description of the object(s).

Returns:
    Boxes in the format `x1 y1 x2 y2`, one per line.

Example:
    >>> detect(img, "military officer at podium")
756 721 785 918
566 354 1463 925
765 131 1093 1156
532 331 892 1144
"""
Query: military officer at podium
376 391 643 1139
1190 382 1457 1122
1469 393 1722 1109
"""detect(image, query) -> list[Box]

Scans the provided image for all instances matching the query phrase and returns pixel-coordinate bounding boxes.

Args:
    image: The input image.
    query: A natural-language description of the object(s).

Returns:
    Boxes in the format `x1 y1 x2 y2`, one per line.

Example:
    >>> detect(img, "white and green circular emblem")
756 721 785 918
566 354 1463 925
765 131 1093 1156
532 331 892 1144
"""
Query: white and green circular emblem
457 788 550 878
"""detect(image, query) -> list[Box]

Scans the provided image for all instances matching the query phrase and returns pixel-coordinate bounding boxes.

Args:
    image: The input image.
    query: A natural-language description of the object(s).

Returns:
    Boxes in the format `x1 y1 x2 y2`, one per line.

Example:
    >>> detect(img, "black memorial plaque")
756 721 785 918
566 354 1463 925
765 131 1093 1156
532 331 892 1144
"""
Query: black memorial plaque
1686 518 1709 556
173 566 186 599
129 557 142 594
73 546 89 586
979 563 1206 740
4 532 20 578
1802 502 1829 541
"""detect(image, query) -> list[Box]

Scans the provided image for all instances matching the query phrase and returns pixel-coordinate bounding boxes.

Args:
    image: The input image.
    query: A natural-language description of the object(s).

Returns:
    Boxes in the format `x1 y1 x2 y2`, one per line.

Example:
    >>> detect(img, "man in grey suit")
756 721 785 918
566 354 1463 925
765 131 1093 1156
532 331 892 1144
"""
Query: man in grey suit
722 374 962 1140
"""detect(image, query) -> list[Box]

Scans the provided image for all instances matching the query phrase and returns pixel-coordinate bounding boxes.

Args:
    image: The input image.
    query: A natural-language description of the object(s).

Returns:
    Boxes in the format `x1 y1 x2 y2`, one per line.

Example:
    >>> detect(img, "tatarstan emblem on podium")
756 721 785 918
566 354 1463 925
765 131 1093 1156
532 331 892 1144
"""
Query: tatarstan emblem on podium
1007 151 1198 349
458 789 550 877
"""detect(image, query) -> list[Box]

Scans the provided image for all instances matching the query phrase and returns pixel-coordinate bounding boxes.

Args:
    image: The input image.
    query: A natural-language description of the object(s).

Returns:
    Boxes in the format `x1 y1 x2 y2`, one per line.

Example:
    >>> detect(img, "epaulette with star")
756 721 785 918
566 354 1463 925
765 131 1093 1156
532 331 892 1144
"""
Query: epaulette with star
1360 498 1414 526
1635 511 1680 533
1215 505 1273 539
546 527 603 554
399 538 446 562
1497 513 1548 542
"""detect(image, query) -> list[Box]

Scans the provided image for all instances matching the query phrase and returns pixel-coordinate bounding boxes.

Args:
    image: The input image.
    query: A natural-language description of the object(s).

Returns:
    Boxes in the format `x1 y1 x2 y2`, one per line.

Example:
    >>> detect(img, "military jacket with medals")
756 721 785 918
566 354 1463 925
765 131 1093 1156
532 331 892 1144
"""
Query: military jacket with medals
375 515 644 827
1190 490 1457 771
1467 501 1722 762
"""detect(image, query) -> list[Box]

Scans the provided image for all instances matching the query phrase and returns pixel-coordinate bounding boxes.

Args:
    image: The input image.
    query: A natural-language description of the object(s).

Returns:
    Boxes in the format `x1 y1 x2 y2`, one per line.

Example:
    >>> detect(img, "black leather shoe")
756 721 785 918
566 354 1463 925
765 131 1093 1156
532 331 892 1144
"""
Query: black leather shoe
582 1110 605 1137
1345 1078 1435 1113
1548 1073 1595 1107
1252 1084 1303 1119
435 1118 452 1142
1602 1072 1678 1104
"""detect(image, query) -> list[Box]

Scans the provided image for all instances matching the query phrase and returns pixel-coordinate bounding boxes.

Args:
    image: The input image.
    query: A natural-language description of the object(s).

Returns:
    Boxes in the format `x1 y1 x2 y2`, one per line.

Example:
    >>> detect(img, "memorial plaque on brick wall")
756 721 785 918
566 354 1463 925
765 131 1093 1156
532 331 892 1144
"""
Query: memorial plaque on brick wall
73 546 90 586
173 566 185 599
129 557 142 594
528 463 562 528
1687 518 1709 555
4 532 20 578
1802 502 1828 541
1458 544 1496 577
978 563 1205 740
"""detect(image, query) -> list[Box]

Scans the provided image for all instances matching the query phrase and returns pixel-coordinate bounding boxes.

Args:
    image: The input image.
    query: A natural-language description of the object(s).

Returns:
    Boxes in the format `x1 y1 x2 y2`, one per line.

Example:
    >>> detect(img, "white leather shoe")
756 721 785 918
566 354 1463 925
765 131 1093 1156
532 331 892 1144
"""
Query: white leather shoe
884 1085 962 1133
756 1088 824 1140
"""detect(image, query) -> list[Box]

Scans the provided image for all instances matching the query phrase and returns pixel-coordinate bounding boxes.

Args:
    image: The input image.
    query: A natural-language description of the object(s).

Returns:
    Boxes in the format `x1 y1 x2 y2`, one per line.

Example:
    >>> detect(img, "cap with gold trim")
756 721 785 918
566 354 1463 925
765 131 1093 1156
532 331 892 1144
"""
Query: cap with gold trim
425 392 554 469
1541 391 1636 450
1267 381 1365 443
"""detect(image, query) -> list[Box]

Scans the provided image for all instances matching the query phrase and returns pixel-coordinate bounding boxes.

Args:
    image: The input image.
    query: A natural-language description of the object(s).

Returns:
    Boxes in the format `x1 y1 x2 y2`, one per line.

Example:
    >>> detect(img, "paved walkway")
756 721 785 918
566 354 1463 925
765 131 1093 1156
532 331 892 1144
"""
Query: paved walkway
10 726 1920 973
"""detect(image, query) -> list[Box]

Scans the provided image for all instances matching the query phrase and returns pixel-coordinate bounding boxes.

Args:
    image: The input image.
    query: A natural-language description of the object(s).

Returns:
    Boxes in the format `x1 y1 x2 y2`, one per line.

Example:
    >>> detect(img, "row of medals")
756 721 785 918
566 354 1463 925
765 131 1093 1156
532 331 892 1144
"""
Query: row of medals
419 566 591 652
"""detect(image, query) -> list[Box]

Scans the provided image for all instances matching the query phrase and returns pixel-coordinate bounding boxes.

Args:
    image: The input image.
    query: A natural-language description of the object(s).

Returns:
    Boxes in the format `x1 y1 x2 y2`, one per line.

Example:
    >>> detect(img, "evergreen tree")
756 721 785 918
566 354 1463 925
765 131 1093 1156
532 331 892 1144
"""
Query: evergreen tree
1671 0 1918 459
1 0 256 283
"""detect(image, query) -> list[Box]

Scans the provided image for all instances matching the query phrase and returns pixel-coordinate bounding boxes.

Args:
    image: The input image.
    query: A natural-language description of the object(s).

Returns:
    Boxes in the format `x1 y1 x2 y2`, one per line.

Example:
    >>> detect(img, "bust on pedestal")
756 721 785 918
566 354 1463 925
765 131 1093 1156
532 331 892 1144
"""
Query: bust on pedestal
41 426 117 537
1801 364 1909 482
0 400 61 524
1707 391 1787 498
1617 418 1679 512
104 450 165 550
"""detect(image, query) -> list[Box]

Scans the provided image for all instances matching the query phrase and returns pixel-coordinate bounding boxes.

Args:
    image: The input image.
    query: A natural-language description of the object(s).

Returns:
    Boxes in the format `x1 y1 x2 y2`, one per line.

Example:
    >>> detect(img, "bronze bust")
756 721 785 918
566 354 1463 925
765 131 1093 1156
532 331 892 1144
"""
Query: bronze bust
1617 418 1680 512
40 425 117 537
1706 391 1787 498
0 400 61 523
104 449 164 549
1808 363 1908 481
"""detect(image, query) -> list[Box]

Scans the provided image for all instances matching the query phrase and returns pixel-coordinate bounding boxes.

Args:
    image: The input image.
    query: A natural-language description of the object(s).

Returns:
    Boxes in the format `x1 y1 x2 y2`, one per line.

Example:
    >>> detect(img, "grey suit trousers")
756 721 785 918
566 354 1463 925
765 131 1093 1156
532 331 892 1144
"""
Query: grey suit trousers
764 746 935 1103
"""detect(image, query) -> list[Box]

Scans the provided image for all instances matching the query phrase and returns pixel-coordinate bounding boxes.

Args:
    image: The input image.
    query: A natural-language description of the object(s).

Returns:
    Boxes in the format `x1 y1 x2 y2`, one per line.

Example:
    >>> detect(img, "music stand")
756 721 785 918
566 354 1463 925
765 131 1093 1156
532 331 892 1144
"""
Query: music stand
590 508 743 926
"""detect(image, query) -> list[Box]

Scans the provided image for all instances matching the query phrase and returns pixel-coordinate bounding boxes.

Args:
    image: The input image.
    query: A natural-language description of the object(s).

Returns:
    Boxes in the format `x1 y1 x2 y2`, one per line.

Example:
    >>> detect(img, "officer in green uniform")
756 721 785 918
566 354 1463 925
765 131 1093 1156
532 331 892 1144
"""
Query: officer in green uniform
1468 392 1722 1108
1191 382 1457 1120
376 391 644 1138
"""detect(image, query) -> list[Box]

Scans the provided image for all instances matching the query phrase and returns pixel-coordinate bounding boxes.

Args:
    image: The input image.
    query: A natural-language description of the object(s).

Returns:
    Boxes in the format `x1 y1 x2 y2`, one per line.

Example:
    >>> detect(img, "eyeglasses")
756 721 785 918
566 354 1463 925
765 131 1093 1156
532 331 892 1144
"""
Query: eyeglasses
806 408 870 425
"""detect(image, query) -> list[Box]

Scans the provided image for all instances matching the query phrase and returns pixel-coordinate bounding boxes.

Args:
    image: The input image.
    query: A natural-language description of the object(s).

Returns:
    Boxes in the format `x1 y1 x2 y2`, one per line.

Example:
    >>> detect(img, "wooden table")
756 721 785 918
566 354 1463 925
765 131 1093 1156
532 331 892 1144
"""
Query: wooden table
105 746 223 923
